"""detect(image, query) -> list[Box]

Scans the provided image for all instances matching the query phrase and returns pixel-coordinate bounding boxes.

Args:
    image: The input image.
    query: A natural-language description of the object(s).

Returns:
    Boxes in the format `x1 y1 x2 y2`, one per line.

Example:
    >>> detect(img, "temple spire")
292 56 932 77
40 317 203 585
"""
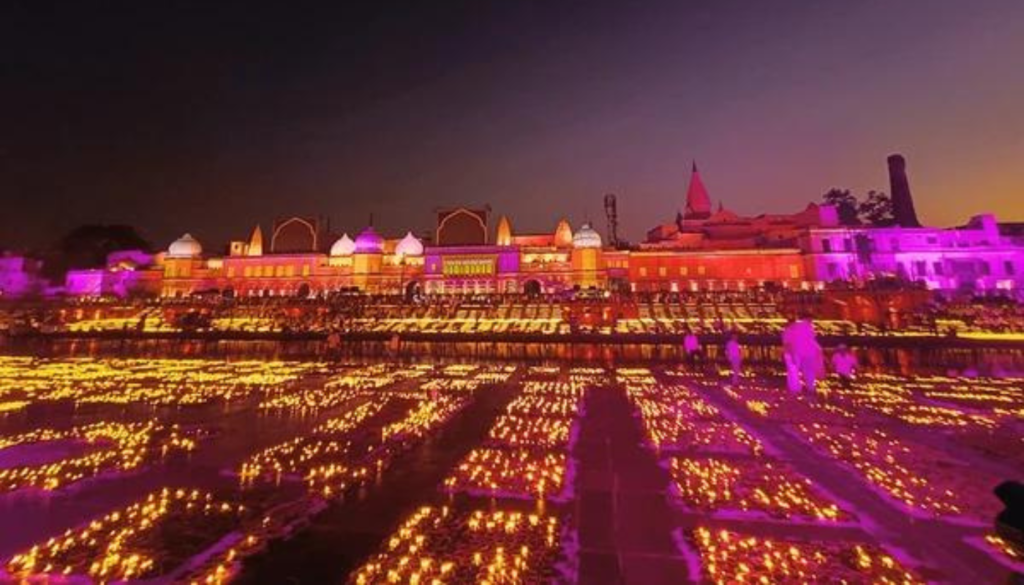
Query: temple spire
495 215 513 246
247 224 263 256
684 160 712 220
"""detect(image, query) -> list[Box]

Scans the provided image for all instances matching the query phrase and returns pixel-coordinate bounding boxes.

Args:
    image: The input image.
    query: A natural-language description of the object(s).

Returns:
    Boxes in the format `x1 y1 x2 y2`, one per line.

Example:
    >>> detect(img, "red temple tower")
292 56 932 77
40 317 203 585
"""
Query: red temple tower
684 161 712 220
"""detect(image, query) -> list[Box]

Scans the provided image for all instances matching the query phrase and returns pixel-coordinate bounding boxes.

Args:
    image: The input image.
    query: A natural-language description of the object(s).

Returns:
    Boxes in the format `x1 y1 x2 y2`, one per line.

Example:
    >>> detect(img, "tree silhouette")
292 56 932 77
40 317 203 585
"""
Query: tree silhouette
821 188 861 226
43 224 152 280
859 191 895 226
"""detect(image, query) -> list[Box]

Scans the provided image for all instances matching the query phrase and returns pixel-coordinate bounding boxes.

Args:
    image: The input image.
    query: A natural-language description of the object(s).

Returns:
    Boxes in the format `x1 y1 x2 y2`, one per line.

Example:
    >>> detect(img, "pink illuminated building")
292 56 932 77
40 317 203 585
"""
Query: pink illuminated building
0 254 46 299
64 250 162 298
803 214 1022 293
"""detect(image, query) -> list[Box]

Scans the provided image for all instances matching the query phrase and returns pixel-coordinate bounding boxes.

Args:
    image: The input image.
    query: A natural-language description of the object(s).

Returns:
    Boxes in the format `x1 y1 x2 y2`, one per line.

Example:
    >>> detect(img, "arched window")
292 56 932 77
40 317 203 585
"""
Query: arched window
436 209 487 246
271 217 318 253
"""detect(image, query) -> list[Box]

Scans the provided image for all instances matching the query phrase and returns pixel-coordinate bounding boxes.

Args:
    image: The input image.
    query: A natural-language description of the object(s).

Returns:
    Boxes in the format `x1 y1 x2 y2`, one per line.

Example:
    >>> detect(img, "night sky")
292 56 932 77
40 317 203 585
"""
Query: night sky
3 0 1023 252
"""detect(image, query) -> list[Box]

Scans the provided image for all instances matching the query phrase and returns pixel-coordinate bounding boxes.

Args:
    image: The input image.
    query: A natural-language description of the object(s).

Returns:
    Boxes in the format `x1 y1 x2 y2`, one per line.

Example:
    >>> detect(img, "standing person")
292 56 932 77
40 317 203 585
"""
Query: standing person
782 313 824 395
683 328 702 369
326 330 342 357
724 332 743 385
831 344 857 388
783 350 800 393
781 319 800 393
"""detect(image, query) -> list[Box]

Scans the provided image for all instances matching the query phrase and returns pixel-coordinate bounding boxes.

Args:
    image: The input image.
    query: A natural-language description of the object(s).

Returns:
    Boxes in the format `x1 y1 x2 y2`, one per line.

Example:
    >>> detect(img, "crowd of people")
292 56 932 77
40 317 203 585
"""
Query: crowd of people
679 313 859 396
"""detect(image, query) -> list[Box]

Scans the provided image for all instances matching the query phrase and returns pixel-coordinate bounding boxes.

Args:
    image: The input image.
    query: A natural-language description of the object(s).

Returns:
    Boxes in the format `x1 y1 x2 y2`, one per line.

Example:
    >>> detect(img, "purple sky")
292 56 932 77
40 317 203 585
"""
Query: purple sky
2 0 1022 251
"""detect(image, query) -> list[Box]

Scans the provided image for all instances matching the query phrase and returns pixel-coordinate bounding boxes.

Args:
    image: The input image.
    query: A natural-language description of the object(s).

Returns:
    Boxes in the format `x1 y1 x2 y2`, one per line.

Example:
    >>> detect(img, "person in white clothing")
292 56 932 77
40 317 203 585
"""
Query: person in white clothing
782 314 824 395
831 344 857 388
783 350 800 393
683 329 702 369
724 333 743 385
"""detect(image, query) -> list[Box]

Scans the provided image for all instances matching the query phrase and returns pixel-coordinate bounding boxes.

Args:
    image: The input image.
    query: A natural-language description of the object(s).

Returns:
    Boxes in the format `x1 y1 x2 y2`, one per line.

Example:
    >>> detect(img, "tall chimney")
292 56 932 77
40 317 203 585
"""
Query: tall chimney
887 154 921 227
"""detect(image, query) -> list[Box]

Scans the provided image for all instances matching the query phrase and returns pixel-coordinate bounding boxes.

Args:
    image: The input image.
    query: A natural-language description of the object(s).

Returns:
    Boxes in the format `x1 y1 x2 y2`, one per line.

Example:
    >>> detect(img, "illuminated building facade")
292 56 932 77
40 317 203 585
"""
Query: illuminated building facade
64 250 162 297
803 214 1023 293
0 254 47 299
53 156 1024 299
143 214 1021 299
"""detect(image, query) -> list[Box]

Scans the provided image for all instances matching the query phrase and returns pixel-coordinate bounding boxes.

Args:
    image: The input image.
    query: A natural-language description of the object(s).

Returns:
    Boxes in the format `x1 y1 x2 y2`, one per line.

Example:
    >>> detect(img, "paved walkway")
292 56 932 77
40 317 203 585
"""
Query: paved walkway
574 384 692 584
572 372 1018 583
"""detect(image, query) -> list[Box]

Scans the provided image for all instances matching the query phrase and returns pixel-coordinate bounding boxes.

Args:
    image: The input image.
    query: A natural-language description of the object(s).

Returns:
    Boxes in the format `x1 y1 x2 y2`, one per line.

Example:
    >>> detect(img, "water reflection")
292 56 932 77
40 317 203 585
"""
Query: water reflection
5 338 1023 377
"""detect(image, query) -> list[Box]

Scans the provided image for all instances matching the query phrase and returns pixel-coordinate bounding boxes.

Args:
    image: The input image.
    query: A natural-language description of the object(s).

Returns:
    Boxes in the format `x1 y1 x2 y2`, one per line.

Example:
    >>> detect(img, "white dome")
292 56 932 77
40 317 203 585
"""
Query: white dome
572 223 602 249
167 233 202 257
394 231 424 257
330 233 356 256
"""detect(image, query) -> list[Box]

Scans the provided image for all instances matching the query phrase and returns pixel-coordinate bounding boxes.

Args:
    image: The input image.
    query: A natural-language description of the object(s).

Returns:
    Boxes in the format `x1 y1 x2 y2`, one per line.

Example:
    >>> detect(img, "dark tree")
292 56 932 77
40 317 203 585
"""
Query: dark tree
859 191 895 226
43 224 152 280
822 188 860 226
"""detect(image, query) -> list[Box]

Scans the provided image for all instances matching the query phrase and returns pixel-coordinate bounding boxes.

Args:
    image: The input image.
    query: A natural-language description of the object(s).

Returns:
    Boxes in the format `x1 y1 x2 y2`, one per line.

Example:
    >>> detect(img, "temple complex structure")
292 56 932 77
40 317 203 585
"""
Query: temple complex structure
1 155 1018 300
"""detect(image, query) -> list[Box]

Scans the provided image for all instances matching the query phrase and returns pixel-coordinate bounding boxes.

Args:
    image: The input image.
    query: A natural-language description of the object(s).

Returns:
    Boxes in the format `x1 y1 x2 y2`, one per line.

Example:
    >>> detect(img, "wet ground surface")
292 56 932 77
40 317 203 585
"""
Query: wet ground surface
0 354 1021 583
237 384 516 584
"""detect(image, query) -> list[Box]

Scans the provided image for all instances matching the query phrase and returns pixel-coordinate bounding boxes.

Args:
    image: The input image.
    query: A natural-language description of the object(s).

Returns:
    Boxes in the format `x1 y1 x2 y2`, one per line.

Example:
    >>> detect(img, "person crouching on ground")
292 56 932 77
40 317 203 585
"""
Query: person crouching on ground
724 332 743 386
831 344 857 388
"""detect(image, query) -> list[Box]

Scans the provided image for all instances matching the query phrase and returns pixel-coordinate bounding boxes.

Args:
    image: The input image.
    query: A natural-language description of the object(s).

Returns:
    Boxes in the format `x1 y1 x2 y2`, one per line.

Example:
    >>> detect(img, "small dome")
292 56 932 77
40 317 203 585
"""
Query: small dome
572 223 602 249
354 226 384 253
394 231 424 257
330 233 356 256
167 233 202 257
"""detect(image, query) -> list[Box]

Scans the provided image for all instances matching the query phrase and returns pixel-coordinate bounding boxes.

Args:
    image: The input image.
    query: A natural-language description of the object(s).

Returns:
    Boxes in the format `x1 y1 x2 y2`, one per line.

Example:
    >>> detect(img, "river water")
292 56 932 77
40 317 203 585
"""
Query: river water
4 337 1024 377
